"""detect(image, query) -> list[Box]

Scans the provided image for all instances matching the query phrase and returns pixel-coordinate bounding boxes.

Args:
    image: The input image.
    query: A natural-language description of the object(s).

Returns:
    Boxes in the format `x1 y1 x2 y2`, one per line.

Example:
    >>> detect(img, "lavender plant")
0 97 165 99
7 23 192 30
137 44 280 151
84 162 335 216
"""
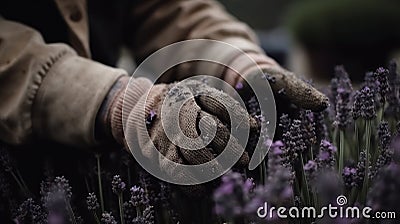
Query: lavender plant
1 62 400 224
213 62 400 223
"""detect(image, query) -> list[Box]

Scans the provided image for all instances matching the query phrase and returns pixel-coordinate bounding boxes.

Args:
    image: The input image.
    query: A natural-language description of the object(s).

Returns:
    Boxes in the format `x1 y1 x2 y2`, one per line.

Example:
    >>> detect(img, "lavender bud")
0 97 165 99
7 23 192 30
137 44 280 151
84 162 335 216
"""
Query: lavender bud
370 148 393 181
374 67 390 104
278 114 291 134
334 92 352 129
352 90 362 120
363 71 378 91
246 96 261 117
43 176 72 212
132 216 145 224
142 205 154 224
377 121 391 150
314 111 328 143
300 110 317 148
359 86 376 120
282 120 307 163
317 140 337 169
386 61 400 116
101 212 117 224
111 175 126 195
213 171 252 218
354 151 366 188
130 186 145 207
330 65 353 109
342 167 357 188
15 198 46 224
86 192 99 212
138 171 156 204
304 160 318 182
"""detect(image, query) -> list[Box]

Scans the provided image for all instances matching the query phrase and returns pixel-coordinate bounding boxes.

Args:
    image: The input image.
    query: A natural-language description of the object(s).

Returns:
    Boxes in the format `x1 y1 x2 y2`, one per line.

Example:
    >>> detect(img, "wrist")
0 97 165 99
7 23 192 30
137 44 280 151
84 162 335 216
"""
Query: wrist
96 76 153 145
95 76 130 143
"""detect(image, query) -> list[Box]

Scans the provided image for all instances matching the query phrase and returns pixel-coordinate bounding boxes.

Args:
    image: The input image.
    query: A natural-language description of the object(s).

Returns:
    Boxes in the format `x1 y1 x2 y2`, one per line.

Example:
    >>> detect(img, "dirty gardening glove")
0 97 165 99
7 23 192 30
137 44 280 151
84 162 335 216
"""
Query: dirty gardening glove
242 66 329 112
101 77 258 191
226 53 329 112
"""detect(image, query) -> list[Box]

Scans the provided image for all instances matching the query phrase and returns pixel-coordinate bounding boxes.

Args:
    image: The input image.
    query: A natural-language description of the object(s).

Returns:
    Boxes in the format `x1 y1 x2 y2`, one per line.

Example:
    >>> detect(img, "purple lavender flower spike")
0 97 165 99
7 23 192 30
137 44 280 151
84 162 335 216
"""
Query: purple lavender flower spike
44 176 72 209
386 60 400 117
142 205 154 224
352 90 362 120
330 65 353 111
282 119 307 163
314 111 328 142
354 151 366 188
111 175 126 195
377 121 391 151
331 66 353 129
279 114 291 134
369 122 393 180
213 171 252 219
357 86 376 120
363 71 378 91
374 67 390 105
342 167 357 188
101 212 117 224
304 160 318 182
15 198 46 224
130 185 145 207
300 110 317 148
334 93 352 129
317 140 336 169
86 192 99 212
246 96 261 117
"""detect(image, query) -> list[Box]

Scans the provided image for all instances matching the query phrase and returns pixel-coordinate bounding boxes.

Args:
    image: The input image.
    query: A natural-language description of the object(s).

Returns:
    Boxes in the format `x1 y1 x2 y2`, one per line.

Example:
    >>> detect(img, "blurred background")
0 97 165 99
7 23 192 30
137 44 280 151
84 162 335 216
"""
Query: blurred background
216 0 400 85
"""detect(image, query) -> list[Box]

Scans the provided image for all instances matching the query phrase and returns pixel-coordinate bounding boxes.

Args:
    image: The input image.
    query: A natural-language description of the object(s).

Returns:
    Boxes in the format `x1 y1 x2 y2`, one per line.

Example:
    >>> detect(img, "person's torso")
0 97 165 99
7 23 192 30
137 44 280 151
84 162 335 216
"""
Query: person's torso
0 0 134 66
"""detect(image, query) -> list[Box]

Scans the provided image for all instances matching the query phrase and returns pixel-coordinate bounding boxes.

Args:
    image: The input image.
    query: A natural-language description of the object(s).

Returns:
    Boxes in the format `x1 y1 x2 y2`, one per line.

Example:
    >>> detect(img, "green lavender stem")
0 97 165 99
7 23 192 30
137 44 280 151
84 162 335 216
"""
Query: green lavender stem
15 169 30 195
136 206 141 218
67 202 78 224
339 130 345 176
93 213 101 224
95 154 105 212
354 120 360 162
361 120 372 204
9 170 26 194
299 154 311 206
118 194 125 224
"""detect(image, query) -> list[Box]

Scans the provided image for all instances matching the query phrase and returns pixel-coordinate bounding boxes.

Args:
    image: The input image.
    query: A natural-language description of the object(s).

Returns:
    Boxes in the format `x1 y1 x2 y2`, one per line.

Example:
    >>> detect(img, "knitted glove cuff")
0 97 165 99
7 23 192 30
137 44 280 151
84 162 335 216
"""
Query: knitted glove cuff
110 77 153 144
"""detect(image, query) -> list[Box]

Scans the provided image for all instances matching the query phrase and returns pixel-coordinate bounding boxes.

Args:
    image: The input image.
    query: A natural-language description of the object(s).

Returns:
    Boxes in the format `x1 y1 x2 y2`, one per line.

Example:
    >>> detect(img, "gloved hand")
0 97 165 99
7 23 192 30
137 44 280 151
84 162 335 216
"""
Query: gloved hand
239 66 329 112
224 52 329 112
98 76 258 192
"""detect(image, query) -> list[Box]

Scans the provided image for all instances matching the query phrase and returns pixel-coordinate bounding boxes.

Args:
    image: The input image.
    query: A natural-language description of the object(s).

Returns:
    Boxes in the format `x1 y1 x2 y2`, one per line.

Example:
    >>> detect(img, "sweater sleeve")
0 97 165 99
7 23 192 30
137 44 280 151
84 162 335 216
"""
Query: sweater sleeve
0 19 126 147
124 0 279 84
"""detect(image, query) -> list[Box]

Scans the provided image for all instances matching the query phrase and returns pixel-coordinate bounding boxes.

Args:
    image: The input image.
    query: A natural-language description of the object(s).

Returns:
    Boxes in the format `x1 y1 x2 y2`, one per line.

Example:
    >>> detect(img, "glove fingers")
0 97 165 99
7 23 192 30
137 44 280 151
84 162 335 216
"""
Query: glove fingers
198 111 249 167
195 88 259 131
155 131 213 184
261 67 329 111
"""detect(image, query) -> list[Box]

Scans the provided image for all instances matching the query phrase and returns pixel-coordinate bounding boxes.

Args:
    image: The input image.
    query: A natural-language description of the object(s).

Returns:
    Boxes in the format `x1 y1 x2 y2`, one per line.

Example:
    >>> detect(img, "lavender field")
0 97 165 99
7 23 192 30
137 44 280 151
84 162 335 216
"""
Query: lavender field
1 61 400 224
